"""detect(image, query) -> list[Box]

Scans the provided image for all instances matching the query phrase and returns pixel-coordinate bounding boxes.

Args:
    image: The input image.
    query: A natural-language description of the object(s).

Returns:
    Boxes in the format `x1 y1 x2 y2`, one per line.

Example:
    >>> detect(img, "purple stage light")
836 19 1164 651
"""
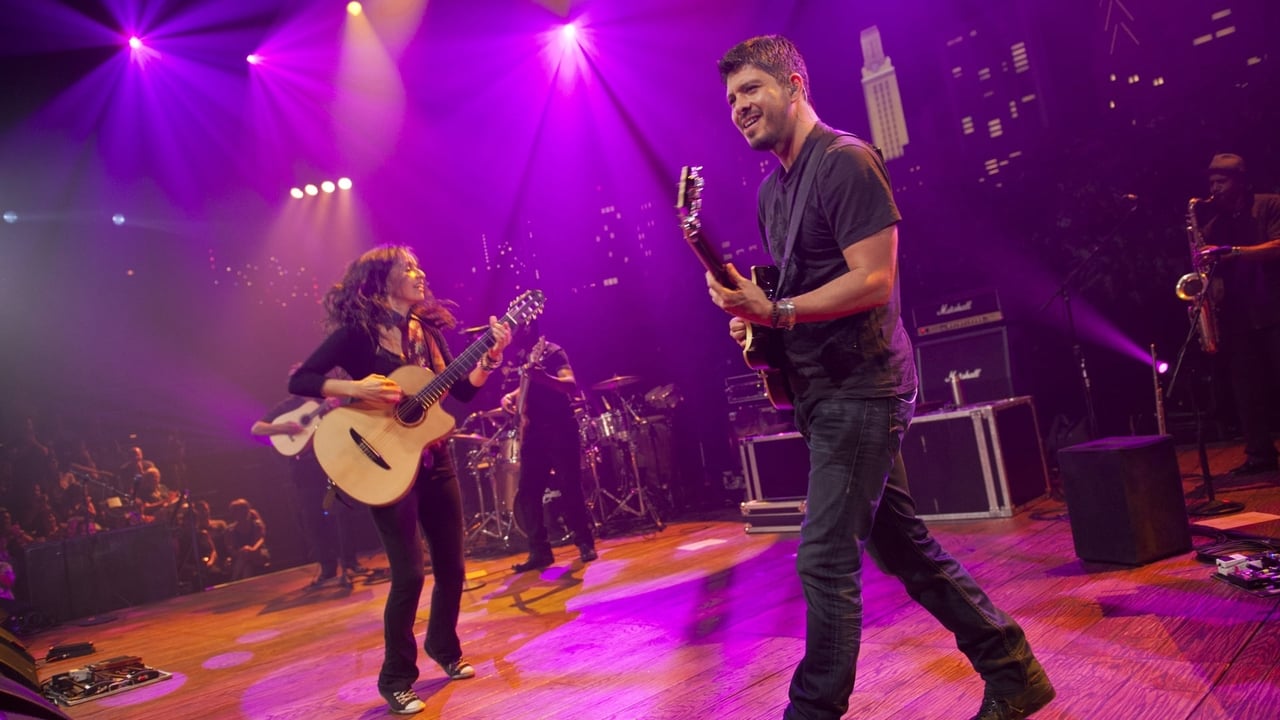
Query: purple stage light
246 53 262 65
321 180 335 193
128 36 142 50
303 184 318 196
289 188 304 200
1157 360 1169 375
560 23 578 43
337 177 352 190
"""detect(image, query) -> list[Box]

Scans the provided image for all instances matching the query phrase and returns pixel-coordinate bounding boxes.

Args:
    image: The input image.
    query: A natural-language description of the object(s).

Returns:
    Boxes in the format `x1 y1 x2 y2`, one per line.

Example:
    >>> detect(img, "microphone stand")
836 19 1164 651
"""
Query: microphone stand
1038 201 1141 439
1164 265 1243 517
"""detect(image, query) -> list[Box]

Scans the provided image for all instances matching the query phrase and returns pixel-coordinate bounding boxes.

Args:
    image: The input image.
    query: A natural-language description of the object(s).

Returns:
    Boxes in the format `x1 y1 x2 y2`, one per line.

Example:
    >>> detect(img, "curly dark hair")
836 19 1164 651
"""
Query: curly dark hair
717 35 812 106
322 245 458 340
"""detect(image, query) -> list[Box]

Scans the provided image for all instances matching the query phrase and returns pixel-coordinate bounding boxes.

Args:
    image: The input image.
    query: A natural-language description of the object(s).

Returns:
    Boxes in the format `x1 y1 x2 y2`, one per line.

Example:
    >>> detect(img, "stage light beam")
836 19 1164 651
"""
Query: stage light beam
128 36 142 50
289 188 304 199
321 181 336 193
304 184 319 196
560 23 578 44
2 211 16 223
337 177 352 190
246 54 262 65
347 2 363 16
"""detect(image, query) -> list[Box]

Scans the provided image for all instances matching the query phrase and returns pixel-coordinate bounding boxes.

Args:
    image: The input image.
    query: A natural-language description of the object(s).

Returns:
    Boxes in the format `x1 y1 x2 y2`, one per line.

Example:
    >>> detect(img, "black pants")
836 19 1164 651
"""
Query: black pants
516 426 594 556
292 453 357 572
1225 324 1280 463
370 446 466 693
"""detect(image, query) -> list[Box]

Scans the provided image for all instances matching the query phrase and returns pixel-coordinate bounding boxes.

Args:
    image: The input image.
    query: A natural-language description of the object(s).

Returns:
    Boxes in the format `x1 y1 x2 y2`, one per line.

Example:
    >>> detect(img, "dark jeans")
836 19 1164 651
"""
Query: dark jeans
784 395 1040 720
1224 324 1280 463
292 454 357 572
370 446 466 693
516 426 594 556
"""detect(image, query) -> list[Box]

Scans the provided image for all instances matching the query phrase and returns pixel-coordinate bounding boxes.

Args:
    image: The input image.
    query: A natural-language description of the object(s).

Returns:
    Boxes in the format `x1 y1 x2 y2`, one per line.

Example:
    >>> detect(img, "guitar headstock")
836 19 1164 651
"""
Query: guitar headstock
676 166 704 228
503 289 547 329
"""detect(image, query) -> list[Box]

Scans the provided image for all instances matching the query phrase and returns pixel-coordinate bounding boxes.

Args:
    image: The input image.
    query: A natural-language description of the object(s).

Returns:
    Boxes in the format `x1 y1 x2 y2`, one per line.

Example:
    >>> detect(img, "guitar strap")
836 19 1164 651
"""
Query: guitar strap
775 131 859 298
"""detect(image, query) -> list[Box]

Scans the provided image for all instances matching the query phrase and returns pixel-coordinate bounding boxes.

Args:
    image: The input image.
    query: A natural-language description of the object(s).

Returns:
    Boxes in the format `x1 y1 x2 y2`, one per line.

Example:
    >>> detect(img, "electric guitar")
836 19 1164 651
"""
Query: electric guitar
268 398 347 457
677 166 793 409
313 290 547 506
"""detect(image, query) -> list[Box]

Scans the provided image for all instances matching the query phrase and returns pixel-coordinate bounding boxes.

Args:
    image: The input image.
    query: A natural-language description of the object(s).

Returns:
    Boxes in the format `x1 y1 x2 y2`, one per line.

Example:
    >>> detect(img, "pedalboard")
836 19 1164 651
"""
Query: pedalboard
1215 551 1280 597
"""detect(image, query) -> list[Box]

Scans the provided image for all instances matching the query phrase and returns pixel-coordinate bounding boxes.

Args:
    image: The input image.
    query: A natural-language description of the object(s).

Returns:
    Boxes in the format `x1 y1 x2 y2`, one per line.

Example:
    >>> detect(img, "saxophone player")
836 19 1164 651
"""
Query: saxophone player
1197 153 1280 476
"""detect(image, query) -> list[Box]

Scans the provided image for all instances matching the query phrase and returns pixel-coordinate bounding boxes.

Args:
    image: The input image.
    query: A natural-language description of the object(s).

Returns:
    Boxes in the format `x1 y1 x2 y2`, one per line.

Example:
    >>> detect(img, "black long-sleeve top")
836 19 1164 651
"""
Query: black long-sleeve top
288 318 482 405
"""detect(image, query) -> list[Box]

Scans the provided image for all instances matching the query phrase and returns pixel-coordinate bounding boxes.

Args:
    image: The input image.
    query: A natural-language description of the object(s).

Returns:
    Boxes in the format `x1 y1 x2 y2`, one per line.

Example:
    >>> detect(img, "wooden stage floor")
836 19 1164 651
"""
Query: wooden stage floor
26 443 1280 719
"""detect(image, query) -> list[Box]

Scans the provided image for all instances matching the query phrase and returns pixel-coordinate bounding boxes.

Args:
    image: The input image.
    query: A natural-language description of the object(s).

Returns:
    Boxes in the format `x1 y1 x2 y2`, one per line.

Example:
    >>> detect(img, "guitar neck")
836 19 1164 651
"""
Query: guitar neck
412 329 497 408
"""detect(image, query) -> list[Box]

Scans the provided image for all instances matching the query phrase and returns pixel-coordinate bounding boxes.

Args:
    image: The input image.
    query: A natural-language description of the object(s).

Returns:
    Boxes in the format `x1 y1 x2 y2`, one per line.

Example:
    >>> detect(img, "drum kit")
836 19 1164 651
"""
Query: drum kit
450 373 672 553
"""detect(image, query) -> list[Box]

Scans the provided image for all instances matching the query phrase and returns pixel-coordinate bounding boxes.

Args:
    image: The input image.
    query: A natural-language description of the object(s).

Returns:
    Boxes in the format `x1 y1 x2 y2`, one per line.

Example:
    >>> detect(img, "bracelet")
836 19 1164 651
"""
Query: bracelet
478 354 501 372
777 298 797 331
770 300 781 330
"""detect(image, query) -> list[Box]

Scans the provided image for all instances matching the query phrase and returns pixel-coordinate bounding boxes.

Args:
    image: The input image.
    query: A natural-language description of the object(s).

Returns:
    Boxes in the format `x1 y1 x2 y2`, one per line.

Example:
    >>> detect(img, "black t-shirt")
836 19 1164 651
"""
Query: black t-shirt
756 124 917 409
521 341 577 436
1201 193 1280 335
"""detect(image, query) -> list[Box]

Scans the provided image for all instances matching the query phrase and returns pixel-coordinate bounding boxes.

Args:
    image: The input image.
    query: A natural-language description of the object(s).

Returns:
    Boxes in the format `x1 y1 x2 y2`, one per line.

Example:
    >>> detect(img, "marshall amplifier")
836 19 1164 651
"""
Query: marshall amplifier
915 325 1014 405
912 288 1003 338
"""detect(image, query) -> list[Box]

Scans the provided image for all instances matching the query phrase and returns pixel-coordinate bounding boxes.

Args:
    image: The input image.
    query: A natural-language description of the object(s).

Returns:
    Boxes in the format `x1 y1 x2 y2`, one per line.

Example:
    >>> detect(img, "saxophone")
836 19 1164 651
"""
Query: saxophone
1175 197 1220 354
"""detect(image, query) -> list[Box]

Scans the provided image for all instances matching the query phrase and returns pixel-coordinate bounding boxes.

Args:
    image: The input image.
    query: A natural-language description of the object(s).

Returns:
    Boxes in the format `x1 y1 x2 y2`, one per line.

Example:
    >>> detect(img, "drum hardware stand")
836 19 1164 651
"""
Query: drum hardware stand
463 426 522 552
598 437 665 532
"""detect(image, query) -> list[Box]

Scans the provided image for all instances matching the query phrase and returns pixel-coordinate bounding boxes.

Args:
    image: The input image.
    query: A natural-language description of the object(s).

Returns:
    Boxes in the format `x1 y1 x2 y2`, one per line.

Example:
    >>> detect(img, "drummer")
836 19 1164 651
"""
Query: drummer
501 325 599 572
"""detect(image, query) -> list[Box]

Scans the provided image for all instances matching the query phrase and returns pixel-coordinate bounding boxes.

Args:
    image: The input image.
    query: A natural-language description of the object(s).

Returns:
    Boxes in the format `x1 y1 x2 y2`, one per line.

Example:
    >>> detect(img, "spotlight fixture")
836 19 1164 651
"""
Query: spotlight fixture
347 2 362 16
112 213 126 226
246 53 262 65
289 188 304 199
321 180 336 193
560 23 578 42
2 211 16 224
1157 360 1169 375
304 184 319 196
337 177 352 190
128 36 142 50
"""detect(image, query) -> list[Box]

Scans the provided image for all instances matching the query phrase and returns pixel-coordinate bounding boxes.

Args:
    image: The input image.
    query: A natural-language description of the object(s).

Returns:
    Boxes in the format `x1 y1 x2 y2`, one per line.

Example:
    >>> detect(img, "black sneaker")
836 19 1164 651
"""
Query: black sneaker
441 658 475 680
307 567 339 589
971 671 1056 720
1228 458 1279 476
513 554 553 573
426 649 476 680
379 687 425 715
577 544 598 563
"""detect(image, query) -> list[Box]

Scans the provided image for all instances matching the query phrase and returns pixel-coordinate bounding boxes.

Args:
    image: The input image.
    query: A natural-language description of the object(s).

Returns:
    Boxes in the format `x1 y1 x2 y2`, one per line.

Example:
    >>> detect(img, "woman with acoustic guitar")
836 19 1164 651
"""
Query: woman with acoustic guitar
289 245 512 715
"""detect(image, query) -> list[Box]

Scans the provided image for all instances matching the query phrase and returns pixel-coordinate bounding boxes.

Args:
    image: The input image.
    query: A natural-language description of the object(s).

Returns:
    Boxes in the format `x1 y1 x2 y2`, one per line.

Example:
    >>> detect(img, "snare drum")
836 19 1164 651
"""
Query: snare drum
592 410 629 443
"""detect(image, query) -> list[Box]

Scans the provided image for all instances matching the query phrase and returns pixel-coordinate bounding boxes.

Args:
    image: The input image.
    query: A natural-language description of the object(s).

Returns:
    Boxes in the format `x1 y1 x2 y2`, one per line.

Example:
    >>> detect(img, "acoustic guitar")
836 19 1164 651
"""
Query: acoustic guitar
268 398 346 457
314 290 547 506
677 166 793 409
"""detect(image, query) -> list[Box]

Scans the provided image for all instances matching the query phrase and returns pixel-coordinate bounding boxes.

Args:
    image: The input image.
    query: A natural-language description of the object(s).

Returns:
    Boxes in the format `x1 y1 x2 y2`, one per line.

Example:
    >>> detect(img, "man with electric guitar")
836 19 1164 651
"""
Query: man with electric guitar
499 325 598 573
704 36 1053 720
287 245 517 716
250 365 366 590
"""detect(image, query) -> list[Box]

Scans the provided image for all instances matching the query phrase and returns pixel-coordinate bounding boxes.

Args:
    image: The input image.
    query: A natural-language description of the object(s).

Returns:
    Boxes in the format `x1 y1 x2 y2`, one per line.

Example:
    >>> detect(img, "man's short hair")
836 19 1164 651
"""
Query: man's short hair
1208 153 1246 175
718 35 812 104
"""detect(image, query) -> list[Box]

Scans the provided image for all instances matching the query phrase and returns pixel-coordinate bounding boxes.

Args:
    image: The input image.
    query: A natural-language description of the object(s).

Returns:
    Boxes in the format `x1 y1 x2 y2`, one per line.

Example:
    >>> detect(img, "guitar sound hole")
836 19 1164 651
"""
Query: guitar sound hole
397 401 425 426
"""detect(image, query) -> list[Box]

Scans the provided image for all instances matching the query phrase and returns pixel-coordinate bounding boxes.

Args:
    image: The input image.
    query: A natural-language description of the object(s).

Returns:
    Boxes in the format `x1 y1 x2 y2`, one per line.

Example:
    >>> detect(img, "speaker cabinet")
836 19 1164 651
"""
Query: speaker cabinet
914 326 1014 405
1057 435 1191 565
0 627 37 693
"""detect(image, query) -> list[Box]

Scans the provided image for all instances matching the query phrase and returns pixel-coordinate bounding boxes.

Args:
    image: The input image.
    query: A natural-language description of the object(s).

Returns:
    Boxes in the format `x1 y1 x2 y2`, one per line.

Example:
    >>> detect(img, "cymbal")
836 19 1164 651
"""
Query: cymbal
591 374 640 391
